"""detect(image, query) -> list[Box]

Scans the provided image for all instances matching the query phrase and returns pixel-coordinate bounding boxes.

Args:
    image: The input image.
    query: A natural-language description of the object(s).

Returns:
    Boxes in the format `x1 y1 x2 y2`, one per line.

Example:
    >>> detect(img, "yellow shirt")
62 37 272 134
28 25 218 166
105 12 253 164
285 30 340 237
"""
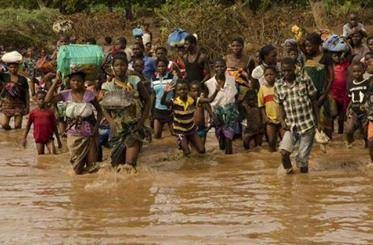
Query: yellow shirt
257 85 280 124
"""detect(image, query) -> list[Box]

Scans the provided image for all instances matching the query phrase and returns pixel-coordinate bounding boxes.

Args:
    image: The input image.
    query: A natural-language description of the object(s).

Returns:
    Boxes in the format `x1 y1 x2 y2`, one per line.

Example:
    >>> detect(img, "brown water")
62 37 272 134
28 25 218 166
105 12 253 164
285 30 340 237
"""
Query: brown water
1 128 373 244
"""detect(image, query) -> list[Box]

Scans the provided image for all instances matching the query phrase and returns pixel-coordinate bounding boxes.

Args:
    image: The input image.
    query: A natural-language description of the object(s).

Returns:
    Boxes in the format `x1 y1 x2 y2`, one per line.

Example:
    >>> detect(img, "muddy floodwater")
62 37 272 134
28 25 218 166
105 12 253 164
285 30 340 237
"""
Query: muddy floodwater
1 127 373 244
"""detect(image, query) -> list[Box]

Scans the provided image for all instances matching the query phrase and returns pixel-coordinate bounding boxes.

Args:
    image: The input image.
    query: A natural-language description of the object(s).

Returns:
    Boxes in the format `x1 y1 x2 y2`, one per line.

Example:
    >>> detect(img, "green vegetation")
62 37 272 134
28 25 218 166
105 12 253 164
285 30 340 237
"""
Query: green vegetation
0 8 59 49
0 0 369 14
0 0 370 51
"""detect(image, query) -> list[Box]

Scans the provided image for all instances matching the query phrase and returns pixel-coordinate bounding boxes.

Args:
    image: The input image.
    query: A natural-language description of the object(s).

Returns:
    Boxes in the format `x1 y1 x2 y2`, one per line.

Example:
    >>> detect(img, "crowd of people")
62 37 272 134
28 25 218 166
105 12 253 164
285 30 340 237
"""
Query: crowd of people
0 13 373 175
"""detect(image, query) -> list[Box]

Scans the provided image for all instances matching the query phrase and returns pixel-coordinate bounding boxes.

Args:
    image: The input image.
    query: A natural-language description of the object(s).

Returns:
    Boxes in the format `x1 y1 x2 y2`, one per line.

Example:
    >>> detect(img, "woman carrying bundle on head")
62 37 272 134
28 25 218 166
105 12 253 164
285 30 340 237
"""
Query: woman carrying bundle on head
0 51 30 130
46 71 103 174
100 52 151 172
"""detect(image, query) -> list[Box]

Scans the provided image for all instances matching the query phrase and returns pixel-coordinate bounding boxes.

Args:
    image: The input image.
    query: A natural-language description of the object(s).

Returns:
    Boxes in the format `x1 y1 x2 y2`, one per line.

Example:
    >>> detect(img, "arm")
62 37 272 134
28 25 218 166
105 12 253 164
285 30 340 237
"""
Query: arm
54 124 62 148
160 83 174 107
277 104 289 131
198 85 221 104
45 75 62 104
136 81 151 129
25 87 30 114
319 65 333 105
260 107 270 124
171 62 182 79
201 54 211 82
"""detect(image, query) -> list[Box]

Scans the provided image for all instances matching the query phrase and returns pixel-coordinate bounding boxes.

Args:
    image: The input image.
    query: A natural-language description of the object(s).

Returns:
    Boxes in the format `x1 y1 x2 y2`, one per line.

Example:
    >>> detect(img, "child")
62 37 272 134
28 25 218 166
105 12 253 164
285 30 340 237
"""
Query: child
342 13 367 38
22 91 62 154
345 62 370 148
368 37 373 53
329 50 351 134
242 84 264 150
364 57 373 80
189 81 220 145
257 66 282 152
285 46 302 74
252 44 278 86
275 58 319 174
205 59 239 154
366 73 373 163
151 58 176 138
161 81 206 156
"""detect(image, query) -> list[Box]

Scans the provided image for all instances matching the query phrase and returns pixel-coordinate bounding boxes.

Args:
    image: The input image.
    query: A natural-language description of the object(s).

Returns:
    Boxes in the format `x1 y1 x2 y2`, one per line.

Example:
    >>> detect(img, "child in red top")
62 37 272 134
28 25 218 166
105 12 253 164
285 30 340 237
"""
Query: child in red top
330 51 351 134
22 91 62 154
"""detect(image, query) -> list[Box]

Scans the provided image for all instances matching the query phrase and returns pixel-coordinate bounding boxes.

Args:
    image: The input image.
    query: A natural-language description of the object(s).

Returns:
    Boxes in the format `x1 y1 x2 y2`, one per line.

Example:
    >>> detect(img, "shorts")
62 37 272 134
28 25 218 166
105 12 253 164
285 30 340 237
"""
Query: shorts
35 136 54 145
154 109 172 124
196 125 208 138
279 128 315 168
176 129 196 148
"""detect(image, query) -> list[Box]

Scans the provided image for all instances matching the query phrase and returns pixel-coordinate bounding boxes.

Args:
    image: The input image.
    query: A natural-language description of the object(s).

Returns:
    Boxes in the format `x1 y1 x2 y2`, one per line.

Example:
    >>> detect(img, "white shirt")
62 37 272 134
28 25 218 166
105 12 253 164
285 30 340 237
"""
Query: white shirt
205 73 237 110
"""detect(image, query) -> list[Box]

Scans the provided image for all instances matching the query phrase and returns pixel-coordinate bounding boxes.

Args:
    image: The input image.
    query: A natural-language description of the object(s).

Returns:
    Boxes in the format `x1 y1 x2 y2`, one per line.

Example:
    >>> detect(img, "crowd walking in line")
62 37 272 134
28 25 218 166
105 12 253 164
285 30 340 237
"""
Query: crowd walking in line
1 13 373 175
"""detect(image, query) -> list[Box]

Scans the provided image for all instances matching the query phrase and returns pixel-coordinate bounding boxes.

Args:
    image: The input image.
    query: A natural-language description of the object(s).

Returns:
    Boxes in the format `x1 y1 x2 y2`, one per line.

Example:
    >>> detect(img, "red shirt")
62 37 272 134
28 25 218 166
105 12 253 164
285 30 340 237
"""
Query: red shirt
28 108 56 144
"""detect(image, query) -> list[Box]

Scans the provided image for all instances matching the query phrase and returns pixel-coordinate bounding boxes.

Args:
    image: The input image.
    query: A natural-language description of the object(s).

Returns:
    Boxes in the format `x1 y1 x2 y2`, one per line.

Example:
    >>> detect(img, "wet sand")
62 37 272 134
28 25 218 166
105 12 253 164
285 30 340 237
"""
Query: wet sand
1 126 373 244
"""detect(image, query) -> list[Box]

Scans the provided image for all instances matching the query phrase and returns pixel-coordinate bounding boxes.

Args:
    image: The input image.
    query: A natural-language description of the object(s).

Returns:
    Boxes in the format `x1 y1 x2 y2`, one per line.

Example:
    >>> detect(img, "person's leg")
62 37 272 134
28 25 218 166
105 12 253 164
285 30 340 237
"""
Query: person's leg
279 130 295 174
337 102 345 134
266 123 277 152
167 122 175 136
1 114 11 130
36 143 45 155
243 133 250 149
46 140 56 154
345 114 357 146
296 129 316 173
14 115 23 129
178 134 191 156
189 133 206 154
153 119 163 139
121 141 140 171
368 122 373 163
59 121 66 137
225 137 233 154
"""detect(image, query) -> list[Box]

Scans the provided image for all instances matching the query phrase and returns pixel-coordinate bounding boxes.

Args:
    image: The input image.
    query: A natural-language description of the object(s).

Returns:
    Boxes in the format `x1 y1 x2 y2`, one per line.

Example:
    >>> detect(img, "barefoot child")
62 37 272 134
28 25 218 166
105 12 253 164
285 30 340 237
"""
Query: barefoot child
275 58 319 174
189 81 220 145
22 91 62 154
345 62 370 148
161 81 218 156
205 59 239 154
257 66 282 152
151 58 176 138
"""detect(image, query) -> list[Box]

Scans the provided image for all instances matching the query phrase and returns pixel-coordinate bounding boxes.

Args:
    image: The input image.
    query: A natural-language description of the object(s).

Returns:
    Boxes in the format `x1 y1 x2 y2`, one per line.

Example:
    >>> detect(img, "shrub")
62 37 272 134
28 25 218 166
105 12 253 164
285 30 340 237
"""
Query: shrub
0 8 59 49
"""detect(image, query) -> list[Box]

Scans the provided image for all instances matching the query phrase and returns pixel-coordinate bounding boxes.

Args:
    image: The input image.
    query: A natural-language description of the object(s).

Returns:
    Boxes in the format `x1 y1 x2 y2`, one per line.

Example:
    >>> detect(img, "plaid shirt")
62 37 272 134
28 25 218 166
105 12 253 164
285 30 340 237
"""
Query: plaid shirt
274 75 317 134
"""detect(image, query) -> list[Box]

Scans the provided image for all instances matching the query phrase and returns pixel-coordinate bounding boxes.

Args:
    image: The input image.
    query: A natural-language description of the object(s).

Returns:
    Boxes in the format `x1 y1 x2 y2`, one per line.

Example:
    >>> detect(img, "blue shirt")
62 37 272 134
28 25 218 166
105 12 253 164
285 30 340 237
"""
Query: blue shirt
151 72 175 110
143 56 156 81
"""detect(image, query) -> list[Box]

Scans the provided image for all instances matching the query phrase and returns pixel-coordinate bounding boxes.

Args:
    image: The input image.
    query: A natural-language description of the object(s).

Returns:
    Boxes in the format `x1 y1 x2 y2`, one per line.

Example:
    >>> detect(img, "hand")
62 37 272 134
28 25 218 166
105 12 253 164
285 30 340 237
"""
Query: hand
135 117 144 131
164 82 175 93
21 138 27 148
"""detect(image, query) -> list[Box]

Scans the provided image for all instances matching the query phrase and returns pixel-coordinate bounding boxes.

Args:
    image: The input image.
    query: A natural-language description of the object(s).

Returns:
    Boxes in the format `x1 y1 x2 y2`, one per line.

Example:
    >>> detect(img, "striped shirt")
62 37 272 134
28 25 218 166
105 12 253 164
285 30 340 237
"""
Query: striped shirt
274 75 317 134
171 96 196 134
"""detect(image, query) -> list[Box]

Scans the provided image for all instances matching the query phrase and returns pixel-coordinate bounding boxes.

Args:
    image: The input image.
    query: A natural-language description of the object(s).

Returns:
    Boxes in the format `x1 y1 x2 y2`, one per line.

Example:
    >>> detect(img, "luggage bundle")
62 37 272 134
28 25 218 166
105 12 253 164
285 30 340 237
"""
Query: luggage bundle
57 44 104 81
167 28 189 47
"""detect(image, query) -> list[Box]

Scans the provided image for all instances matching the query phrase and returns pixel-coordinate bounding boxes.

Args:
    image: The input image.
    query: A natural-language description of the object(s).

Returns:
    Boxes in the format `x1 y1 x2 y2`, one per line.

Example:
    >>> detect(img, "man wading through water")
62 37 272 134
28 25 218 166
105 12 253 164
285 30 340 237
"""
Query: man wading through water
275 58 320 174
